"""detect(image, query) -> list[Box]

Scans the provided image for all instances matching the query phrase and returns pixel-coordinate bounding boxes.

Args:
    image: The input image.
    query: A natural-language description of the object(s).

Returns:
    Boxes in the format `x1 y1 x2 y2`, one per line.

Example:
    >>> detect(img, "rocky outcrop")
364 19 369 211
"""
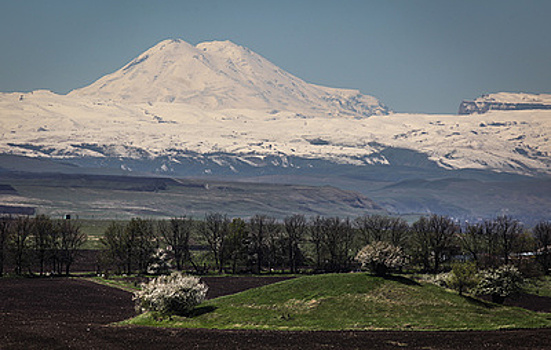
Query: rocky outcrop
459 93 551 115
459 101 551 114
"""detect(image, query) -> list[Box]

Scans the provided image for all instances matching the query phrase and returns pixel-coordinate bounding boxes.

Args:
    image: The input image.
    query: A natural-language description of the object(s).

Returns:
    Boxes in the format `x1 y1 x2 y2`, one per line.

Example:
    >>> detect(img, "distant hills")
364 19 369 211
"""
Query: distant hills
0 161 384 220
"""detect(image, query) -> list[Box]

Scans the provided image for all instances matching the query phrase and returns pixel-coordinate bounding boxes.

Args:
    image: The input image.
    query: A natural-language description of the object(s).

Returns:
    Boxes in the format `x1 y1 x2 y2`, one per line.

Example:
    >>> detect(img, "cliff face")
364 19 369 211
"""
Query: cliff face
459 92 551 115
459 101 551 114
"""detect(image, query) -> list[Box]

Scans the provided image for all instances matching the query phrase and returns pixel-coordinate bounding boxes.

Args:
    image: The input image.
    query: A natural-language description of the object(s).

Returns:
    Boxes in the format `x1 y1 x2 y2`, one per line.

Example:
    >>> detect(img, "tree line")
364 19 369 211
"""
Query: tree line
98 213 551 276
1 213 548 277
0 215 86 276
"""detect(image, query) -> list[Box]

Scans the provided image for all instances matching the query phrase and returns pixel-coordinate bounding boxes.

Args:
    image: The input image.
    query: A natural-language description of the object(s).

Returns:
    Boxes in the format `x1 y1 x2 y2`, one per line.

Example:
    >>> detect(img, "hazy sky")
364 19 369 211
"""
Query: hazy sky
1 0 550 114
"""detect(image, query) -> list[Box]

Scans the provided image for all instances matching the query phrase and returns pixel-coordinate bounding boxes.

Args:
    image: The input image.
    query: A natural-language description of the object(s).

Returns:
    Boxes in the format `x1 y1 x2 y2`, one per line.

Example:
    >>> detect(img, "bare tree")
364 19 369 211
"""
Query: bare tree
158 217 193 271
462 217 524 269
32 215 54 275
225 218 248 274
309 216 326 270
248 215 268 274
265 222 285 272
428 215 459 273
100 221 127 274
387 217 410 248
320 217 355 272
411 216 432 272
493 216 523 265
460 222 486 266
284 214 306 273
56 218 87 275
308 216 356 272
355 214 391 244
533 221 551 274
100 219 155 274
411 215 459 273
262 217 281 272
355 215 409 248
126 218 156 274
200 213 229 273
0 216 13 276
9 216 32 275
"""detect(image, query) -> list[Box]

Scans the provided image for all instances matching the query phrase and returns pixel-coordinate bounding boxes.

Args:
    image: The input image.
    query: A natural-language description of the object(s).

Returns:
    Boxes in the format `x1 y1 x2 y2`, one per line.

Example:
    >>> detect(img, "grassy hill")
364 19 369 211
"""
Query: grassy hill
125 273 551 331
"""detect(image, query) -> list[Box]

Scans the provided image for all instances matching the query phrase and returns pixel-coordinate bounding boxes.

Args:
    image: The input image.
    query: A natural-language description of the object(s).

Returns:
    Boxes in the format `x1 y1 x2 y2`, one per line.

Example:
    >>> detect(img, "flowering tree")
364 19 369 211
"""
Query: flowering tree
476 265 524 304
355 241 405 276
134 272 208 315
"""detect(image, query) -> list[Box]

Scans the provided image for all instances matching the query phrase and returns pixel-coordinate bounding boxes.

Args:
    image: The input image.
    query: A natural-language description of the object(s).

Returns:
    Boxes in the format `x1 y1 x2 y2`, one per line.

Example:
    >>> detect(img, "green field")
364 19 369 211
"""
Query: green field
79 219 127 249
124 273 551 331
525 276 551 298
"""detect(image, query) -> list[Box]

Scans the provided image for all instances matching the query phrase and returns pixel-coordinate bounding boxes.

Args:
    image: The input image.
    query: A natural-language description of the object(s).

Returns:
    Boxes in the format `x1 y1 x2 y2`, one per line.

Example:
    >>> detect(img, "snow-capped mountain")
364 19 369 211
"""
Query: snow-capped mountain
69 39 389 117
0 39 550 177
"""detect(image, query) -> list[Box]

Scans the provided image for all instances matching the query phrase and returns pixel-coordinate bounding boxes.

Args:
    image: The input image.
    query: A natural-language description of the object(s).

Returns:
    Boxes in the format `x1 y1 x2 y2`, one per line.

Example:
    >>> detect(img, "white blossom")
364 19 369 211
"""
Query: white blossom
355 241 405 275
134 272 208 315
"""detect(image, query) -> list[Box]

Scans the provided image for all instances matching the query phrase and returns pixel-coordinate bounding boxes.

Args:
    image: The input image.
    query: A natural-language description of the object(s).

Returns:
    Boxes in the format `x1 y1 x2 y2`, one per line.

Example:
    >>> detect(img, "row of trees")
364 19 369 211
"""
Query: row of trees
99 213 551 276
0 215 86 276
2 212 547 277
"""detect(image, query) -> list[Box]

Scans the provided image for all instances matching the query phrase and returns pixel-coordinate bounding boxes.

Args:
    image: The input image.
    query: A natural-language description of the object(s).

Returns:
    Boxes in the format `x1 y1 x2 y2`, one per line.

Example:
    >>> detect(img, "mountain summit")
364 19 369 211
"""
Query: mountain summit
70 39 389 117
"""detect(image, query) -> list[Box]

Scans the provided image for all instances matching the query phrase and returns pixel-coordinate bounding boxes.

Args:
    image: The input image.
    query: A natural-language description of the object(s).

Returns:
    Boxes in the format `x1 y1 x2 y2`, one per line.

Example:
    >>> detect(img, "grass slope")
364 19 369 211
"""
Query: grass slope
125 273 551 331
525 276 551 298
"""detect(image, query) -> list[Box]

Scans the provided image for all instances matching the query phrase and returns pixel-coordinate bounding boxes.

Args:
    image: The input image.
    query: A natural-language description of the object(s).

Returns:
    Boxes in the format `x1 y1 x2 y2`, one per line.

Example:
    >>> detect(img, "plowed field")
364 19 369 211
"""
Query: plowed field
1 277 550 349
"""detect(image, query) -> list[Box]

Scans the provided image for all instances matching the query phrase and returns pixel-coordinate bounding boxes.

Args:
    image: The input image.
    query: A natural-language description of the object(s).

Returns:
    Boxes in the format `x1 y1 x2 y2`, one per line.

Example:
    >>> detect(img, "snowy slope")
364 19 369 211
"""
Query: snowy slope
69 39 388 117
1 89 550 176
0 39 550 176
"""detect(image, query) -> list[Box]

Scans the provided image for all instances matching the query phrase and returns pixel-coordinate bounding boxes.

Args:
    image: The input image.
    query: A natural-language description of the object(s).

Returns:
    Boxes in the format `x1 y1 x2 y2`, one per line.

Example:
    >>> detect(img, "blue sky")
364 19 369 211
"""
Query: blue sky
1 0 550 114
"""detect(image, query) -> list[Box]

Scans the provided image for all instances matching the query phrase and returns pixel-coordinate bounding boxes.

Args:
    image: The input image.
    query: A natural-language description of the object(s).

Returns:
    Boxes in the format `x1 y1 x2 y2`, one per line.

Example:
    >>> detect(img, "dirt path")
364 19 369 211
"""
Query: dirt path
1 277 551 349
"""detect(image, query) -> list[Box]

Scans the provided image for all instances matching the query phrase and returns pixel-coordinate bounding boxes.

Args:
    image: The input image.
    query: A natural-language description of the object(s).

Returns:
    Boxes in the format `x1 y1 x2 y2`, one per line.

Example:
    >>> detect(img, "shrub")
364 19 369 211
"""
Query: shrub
448 262 479 296
134 272 208 315
355 241 405 276
476 265 524 304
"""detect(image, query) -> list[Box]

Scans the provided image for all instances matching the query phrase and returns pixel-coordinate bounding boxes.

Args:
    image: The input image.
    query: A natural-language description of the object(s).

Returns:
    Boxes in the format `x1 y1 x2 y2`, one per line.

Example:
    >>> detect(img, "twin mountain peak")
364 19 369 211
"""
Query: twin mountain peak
69 38 389 117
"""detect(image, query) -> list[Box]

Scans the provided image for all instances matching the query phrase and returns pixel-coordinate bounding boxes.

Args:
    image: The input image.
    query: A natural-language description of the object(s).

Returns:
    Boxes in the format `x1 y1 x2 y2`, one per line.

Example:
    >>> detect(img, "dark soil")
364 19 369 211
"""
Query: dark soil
478 292 551 313
1 277 551 350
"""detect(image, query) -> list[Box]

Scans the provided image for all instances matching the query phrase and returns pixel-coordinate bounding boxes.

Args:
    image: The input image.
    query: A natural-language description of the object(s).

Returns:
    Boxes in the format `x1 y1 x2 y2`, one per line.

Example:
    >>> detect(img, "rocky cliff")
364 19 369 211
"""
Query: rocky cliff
459 92 551 114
